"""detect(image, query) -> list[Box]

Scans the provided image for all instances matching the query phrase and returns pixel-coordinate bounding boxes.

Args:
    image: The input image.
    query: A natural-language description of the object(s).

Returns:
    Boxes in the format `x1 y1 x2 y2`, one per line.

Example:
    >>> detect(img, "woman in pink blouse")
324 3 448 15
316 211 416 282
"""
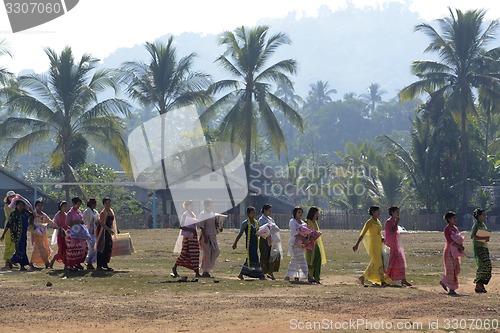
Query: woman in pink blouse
384 206 411 286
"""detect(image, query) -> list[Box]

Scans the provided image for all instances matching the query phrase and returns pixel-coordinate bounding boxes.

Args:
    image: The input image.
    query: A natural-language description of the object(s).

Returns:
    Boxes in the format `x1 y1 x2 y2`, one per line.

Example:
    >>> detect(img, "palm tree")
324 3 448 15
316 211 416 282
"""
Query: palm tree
0 39 13 111
330 141 382 213
399 8 500 214
120 37 211 115
274 80 303 110
0 39 13 86
0 46 131 200
200 25 303 179
360 83 386 117
120 37 211 214
378 109 463 213
305 80 336 112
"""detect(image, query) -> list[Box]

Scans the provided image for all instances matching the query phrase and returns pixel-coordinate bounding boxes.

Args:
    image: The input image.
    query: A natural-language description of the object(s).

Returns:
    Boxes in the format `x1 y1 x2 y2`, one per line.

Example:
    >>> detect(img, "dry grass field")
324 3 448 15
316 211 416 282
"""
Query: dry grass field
0 228 498 332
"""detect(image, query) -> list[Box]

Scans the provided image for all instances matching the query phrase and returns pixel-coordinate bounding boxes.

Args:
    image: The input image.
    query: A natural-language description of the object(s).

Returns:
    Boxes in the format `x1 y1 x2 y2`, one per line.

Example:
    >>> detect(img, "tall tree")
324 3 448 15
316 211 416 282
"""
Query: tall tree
304 80 336 112
399 8 500 214
120 37 211 115
360 82 386 117
120 36 211 213
0 47 131 200
200 25 303 179
274 80 303 110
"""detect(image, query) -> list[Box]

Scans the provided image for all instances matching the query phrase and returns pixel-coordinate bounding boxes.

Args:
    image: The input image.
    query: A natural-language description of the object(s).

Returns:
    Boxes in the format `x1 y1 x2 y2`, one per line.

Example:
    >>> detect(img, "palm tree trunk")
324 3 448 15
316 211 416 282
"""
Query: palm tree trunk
485 107 491 162
245 113 252 185
63 163 71 203
244 95 253 209
460 106 468 221
160 113 169 216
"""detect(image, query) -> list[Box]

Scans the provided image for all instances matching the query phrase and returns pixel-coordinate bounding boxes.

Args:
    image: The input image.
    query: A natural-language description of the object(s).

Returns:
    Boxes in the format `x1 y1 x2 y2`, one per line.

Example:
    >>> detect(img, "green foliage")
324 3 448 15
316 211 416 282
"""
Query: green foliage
304 80 336 114
77 163 144 215
200 25 304 171
470 187 495 211
0 46 132 201
399 8 500 213
289 93 414 161
23 163 144 215
0 39 13 87
327 141 406 213
1 14 498 217
120 36 212 115
50 133 89 176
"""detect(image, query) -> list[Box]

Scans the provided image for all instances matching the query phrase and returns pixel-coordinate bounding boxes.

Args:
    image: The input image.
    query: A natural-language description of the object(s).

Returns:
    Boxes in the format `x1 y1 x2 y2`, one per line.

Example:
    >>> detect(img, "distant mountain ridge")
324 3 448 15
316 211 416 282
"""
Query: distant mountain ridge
102 2 437 100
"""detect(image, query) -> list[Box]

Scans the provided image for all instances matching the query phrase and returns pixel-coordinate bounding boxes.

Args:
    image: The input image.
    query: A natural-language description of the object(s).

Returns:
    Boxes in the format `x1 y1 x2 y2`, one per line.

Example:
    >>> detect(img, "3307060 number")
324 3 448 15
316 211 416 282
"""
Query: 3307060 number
5 2 62 14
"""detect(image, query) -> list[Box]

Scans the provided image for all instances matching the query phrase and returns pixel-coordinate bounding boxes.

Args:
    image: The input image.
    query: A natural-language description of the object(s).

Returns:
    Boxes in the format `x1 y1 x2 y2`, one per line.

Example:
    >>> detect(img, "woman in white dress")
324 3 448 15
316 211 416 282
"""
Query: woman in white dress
285 206 309 281
83 198 99 270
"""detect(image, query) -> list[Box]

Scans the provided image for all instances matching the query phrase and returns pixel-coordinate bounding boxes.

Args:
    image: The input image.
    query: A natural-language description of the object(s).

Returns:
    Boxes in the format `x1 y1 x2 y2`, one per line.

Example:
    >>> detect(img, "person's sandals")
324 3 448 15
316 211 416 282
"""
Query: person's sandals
402 280 412 287
448 290 458 296
201 272 212 278
237 274 244 280
266 274 276 280
439 281 448 292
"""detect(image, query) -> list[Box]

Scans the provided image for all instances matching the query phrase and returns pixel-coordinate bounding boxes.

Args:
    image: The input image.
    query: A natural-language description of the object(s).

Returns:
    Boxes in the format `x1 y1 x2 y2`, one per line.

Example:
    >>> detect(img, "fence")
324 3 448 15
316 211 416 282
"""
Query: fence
118 212 500 231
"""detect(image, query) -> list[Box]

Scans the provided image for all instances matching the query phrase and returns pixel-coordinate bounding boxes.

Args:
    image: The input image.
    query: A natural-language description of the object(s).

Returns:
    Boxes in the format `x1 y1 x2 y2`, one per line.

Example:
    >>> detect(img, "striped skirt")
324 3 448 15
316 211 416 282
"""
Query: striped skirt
175 236 200 271
66 235 88 266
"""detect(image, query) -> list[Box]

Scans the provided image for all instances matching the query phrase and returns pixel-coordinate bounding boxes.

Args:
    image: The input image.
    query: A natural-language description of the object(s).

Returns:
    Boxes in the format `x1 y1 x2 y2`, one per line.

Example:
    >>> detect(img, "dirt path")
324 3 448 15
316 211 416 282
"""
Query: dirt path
0 229 498 332
0 269 498 333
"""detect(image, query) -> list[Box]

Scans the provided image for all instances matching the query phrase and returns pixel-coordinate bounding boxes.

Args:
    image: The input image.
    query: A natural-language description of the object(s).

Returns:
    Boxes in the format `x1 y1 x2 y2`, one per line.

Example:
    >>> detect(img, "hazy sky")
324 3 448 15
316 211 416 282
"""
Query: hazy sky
0 0 499 74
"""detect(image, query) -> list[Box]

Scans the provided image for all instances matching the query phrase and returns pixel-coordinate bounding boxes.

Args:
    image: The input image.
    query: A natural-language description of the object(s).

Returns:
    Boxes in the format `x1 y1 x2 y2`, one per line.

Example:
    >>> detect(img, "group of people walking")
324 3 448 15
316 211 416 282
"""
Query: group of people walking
439 209 492 295
171 199 220 278
172 201 327 284
1 190 493 295
172 201 493 295
352 205 411 287
352 205 492 296
1 191 118 272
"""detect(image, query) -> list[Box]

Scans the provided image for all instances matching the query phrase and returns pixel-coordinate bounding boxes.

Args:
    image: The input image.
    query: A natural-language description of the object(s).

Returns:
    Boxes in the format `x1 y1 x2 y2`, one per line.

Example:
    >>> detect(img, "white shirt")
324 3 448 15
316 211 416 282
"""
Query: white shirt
83 207 99 236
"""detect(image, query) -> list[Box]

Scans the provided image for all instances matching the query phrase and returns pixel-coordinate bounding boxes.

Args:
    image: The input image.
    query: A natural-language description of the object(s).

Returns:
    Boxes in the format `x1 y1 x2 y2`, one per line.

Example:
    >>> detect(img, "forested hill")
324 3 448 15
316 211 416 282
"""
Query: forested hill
101 2 433 99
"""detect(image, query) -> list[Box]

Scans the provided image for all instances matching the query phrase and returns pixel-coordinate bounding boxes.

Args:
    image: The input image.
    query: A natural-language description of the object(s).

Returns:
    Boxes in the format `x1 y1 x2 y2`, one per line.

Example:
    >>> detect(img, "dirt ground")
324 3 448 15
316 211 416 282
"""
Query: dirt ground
0 230 498 333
